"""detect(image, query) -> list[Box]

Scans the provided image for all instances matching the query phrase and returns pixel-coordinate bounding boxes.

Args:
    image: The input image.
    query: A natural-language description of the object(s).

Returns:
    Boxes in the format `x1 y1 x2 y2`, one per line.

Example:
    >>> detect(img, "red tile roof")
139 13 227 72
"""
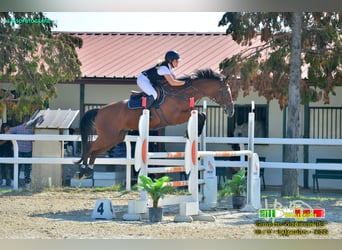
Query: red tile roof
67 32 259 79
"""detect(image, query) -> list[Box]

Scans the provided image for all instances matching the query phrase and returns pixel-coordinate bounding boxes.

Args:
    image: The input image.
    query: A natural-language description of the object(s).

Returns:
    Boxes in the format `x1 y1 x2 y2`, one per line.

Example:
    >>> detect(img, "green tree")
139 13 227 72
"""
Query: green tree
0 12 82 120
218 12 341 196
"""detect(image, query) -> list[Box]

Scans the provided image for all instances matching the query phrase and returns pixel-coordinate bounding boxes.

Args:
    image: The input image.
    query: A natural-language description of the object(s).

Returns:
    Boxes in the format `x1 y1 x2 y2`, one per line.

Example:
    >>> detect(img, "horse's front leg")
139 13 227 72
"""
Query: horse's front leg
184 112 206 138
197 112 206 136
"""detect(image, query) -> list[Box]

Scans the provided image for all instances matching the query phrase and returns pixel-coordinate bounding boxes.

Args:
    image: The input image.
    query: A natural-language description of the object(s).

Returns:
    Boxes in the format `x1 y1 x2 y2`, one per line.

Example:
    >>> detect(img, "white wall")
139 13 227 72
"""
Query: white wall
84 84 140 104
49 84 80 128
49 83 140 128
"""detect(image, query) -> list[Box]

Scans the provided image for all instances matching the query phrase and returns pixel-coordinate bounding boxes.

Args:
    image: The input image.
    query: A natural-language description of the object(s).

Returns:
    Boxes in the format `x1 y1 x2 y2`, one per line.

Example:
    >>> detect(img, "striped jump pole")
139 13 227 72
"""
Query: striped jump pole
127 99 205 220
134 108 201 196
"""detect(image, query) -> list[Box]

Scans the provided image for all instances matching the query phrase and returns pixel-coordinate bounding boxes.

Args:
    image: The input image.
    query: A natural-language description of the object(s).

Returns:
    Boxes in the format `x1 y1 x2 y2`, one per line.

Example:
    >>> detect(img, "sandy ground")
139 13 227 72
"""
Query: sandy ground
0 187 341 239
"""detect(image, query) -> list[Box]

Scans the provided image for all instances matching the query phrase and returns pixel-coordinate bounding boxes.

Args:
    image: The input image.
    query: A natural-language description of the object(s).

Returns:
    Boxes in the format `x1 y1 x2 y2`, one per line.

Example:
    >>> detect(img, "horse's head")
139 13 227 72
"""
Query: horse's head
187 69 234 117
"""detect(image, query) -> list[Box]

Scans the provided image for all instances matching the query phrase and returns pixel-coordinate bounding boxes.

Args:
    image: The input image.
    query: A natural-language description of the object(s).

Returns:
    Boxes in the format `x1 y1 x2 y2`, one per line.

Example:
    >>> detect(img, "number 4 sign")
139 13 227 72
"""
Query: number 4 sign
91 199 115 220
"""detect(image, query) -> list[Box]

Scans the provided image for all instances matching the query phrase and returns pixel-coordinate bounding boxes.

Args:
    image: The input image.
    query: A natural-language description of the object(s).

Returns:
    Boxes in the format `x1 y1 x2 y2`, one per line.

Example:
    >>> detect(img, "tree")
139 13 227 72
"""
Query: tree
0 12 82 120
218 12 341 196
282 12 302 196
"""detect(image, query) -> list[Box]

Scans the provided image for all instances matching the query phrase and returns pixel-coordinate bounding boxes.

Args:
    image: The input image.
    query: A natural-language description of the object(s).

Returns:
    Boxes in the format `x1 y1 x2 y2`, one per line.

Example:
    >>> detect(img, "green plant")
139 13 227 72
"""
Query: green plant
218 169 247 200
136 175 175 208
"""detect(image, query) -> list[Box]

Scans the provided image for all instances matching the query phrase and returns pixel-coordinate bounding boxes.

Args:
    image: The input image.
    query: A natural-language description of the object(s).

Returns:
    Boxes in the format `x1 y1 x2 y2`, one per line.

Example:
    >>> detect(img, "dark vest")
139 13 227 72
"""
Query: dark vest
142 62 170 84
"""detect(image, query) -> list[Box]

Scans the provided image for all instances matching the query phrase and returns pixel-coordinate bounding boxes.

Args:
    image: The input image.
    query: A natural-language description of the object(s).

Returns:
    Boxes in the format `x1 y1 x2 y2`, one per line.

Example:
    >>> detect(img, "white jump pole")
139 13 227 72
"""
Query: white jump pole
126 98 203 220
241 101 261 211
198 100 217 209
125 100 152 218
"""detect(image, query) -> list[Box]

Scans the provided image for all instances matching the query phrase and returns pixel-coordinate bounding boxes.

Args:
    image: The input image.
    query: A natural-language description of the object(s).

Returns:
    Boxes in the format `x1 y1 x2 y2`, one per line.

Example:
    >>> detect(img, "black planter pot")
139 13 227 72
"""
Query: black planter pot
149 207 163 222
232 196 246 209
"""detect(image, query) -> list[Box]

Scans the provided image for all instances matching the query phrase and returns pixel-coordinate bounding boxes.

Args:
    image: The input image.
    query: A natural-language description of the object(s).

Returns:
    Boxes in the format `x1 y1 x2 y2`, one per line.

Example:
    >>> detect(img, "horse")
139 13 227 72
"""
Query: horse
75 68 234 178
233 120 266 138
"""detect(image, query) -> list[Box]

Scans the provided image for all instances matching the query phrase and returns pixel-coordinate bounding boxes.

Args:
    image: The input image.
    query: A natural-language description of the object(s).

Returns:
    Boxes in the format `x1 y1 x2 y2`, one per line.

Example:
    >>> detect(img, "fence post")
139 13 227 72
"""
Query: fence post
11 140 19 190
125 140 132 191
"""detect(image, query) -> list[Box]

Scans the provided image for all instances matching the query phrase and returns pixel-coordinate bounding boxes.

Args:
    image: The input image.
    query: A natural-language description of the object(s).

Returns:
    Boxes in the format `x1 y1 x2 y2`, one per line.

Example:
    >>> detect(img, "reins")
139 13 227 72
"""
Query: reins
182 78 233 110
162 78 228 104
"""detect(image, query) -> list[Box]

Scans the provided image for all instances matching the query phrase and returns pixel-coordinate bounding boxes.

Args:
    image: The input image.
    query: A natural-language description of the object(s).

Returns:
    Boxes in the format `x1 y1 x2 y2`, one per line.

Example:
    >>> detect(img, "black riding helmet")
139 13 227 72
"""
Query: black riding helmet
165 50 180 63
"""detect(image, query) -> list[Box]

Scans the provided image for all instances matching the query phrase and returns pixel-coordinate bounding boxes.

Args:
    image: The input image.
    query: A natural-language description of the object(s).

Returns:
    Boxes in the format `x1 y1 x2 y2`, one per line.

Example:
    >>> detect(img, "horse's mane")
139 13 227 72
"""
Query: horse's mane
178 68 223 81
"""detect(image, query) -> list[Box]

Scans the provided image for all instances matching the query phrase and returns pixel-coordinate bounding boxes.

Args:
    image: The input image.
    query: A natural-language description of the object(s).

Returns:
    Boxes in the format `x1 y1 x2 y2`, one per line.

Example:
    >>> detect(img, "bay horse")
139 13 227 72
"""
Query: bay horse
75 68 234 178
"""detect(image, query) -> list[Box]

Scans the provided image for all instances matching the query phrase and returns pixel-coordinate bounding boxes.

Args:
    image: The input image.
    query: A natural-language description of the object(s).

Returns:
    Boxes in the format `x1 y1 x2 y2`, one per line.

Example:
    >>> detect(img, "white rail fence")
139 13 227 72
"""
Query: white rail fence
205 137 342 170
0 135 342 191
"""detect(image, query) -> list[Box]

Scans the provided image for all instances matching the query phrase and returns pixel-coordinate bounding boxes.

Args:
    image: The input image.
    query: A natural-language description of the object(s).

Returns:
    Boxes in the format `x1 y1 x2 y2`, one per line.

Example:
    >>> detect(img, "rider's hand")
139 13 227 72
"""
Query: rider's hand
184 79 192 87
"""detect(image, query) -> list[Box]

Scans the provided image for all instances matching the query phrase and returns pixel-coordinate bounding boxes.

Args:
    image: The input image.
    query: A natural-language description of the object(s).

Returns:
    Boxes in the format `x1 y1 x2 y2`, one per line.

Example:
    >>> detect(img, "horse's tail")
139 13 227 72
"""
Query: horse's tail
75 109 99 165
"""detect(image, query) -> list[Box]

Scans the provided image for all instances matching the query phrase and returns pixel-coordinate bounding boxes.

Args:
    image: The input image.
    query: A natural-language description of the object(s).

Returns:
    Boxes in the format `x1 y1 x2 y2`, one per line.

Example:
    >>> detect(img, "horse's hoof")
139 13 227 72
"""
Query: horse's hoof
78 165 94 179
73 172 83 180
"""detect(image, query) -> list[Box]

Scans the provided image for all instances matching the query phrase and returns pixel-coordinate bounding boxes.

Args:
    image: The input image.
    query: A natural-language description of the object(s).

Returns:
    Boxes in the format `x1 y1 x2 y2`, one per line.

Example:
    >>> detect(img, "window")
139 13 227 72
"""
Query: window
308 107 342 139
228 104 268 138
197 104 268 138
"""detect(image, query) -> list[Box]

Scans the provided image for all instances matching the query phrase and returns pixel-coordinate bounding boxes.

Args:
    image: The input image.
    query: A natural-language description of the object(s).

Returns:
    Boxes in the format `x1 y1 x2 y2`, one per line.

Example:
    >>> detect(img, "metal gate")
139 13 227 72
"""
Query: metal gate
307 106 342 139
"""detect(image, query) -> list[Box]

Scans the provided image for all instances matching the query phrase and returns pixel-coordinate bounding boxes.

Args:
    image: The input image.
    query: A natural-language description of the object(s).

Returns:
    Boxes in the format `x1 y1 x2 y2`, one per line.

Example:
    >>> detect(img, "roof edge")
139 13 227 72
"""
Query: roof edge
53 31 227 36
62 77 137 85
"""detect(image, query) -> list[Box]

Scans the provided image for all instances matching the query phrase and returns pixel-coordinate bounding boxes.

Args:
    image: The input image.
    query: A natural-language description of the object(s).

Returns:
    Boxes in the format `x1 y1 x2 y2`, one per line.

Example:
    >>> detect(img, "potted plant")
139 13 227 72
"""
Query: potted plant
218 168 247 209
136 175 175 222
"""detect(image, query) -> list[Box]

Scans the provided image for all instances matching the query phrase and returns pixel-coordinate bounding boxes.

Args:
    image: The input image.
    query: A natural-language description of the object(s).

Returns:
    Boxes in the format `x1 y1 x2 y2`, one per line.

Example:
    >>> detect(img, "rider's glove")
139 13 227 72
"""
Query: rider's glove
184 79 192 87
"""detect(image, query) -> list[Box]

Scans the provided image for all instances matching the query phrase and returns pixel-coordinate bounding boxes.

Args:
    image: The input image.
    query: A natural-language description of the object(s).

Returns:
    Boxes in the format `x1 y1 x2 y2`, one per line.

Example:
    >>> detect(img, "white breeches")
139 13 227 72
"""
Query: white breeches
137 74 157 100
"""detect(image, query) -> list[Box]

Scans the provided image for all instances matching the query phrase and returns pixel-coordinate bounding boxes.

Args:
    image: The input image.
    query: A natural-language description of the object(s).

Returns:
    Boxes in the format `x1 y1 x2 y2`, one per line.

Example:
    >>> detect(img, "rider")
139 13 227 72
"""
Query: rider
137 50 186 108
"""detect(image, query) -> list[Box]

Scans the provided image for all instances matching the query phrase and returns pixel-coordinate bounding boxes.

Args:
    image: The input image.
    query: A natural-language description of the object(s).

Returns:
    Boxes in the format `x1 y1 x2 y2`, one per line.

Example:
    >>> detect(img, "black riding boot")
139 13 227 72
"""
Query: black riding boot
145 95 155 109
144 95 155 119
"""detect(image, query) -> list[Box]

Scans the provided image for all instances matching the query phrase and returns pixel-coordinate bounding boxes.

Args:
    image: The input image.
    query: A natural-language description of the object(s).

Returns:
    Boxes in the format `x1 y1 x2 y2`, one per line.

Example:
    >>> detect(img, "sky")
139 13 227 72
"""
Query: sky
45 12 226 33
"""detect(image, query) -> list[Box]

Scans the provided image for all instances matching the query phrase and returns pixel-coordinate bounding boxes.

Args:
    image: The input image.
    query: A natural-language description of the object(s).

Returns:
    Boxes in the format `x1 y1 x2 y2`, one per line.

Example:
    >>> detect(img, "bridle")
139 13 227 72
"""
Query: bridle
187 77 234 111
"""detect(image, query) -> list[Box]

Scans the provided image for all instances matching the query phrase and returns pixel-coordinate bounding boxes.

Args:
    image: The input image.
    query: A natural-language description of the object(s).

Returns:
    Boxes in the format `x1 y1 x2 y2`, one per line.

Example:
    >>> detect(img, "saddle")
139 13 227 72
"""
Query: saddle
128 84 165 109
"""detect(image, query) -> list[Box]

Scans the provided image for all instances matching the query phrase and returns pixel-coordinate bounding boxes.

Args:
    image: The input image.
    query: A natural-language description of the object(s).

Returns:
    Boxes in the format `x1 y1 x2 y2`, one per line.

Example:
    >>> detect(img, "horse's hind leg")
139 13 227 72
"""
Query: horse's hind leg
89 131 127 164
77 137 112 179
79 132 127 179
77 150 93 179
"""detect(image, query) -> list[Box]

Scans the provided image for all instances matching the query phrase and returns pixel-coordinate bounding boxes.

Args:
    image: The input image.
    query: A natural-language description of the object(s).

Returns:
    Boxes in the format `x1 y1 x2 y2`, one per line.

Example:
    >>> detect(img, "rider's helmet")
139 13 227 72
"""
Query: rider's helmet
165 50 180 63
